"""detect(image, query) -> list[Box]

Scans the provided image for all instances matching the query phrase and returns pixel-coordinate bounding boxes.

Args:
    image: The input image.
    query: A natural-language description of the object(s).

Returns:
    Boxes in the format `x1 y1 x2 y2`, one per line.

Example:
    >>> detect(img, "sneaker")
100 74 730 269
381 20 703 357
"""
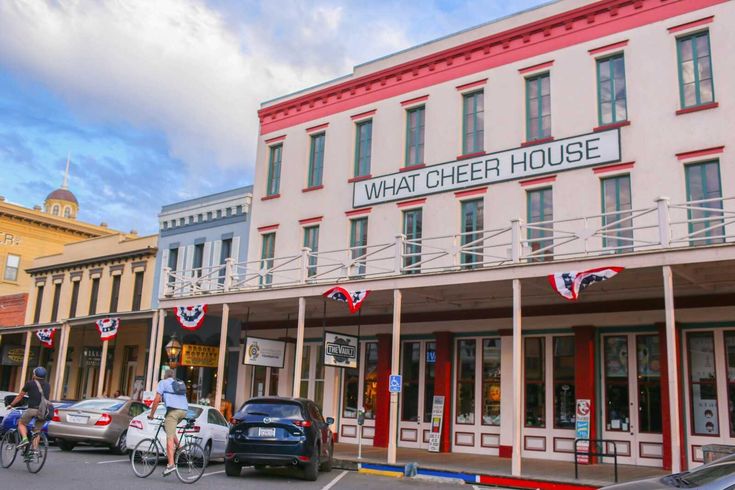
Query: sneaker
17 438 29 450
162 465 176 477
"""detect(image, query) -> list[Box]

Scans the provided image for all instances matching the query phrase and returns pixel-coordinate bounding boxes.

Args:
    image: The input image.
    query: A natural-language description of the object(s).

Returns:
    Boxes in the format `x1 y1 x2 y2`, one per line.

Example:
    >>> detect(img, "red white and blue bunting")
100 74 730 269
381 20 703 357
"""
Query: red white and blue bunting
323 287 371 314
548 266 624 301
36 328 56 349
96 318 120 341
174 305 208 331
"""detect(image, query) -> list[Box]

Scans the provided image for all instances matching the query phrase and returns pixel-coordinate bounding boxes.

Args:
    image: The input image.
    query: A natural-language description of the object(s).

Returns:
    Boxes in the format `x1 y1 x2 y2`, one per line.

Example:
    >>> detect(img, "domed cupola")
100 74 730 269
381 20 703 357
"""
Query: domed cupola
44 155 79 219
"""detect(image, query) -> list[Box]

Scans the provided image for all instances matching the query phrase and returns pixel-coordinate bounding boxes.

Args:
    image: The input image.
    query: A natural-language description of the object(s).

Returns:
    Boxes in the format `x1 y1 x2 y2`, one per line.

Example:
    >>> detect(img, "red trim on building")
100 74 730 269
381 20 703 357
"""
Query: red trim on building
298 216 323 226
456 151 486 161
302 185 324 193
675 145 725 161
573 326 597 464
400 95 429 106
265 135 286 144
306 122 329 133
518 60 554 74
593 120 630 132
373 334 392 448
476 474 597 490
520 175 556 187
454 187 488 198
261 194 281 201
593 161 635 174
675 102 719 115
348 175 372 183
455 78 487 91
588 39 629 55
345 208 372 217
258 0 727 134
350 109 376 120
399 163 426 172
433 332 454 452
667 15 714 33
257 224 279 233
521 136 554 147
396 198 427 208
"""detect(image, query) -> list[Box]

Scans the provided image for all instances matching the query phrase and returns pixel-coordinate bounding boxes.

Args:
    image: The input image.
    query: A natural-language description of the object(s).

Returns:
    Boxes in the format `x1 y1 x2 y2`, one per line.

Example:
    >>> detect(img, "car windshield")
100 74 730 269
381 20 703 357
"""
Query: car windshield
70 400 124 412
148 406 203 419
238 402 303 419
680 459 735 487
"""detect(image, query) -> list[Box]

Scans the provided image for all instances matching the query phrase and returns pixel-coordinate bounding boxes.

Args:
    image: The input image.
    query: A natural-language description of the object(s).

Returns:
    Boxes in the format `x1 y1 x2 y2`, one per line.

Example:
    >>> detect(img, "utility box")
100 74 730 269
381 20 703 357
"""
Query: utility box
702 444 735 464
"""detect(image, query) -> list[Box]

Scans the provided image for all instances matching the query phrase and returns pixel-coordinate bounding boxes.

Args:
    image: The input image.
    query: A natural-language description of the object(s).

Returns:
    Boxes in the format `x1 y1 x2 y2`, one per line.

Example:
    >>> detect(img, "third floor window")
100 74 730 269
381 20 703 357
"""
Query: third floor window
526 73 551 141
308 133 325 188
597 53 627 125
462 91 484 154
267 144 282 196
354 119 372 177
677 31 714 109
405 106 425 166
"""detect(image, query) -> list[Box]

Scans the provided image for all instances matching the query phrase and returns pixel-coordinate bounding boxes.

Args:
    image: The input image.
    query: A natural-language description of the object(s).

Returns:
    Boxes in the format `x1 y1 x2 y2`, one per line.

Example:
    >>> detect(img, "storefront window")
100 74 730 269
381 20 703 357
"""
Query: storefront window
688 332 719 436
482 339 501 426
268 368 279 396
342 367 358 418
423 342 436 423
604 336 629 431
725 332 735 437
401 342 420 421
456 339 476 424
251 366 266 398
525 337 545 428
363 343 378 420
553 336 575 429
637 335 662 433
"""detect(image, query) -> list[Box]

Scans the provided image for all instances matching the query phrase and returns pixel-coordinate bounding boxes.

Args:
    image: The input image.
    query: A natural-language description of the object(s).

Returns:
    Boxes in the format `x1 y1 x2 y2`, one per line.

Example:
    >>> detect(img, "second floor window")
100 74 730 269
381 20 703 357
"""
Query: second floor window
267 144 282 196
685 160 723 245
132 271 144 311
405 106 425 166
462 91 484 155
33 284 44 324
308 133 325 188
597 54 627 125
3 254 20 282
354 120 372 177
50 282 62 323
403 208 422 273
167 247 178 284
460 199 484 268
89 277 100 315
527 187 554 260
601 175 633 252
526 73 551 141
109 274 121 313
193 243 204 277
677 31 714 109
303 225 319 278
260 233 276 286
69 280 80 318
350 218 368 277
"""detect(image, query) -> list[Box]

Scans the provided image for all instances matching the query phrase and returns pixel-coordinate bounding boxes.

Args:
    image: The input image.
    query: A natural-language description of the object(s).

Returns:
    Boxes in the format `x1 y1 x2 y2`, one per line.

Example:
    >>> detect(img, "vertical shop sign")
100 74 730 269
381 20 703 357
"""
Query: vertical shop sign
427 395 445 453
575 399 591 464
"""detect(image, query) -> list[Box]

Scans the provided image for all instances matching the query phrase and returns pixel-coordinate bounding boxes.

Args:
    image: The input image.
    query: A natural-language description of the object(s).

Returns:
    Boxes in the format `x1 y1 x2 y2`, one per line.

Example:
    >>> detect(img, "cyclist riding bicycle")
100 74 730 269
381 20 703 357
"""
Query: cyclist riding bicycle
148 369 188 477
6 367 50 455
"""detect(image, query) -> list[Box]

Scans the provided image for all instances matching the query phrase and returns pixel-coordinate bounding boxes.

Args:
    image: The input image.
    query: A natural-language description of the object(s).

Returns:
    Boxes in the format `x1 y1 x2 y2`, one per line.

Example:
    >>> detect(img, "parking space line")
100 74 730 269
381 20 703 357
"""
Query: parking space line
321 470 348 490
203 469 225 477
97 459 129 464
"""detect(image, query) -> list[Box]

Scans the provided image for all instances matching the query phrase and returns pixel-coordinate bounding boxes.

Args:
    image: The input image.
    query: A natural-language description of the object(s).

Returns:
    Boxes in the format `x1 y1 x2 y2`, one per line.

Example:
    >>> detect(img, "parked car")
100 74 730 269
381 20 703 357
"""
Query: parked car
126 403 229 461
1 392 19 424
225 397 334 481
1 400 75 437
48 397 148 454
602 454 735 490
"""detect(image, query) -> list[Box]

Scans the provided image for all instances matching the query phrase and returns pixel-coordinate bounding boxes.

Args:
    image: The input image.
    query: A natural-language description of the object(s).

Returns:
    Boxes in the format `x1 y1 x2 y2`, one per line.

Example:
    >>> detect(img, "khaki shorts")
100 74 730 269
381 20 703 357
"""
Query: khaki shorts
164 409 187 440
19 408 42 429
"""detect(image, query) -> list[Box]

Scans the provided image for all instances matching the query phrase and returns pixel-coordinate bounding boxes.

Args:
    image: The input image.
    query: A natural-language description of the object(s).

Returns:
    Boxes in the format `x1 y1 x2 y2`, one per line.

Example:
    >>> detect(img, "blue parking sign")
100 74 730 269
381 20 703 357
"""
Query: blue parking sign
389 375 402 393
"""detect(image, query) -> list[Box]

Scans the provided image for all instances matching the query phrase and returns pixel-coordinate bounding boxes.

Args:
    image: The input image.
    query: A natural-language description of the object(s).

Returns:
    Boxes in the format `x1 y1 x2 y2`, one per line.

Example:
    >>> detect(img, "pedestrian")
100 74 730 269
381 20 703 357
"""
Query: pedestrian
147 370 188 476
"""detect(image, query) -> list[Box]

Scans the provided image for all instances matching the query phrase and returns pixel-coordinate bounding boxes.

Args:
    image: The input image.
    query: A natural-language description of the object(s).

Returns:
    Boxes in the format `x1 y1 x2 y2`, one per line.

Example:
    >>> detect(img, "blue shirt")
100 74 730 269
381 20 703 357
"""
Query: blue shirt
156 378 188 411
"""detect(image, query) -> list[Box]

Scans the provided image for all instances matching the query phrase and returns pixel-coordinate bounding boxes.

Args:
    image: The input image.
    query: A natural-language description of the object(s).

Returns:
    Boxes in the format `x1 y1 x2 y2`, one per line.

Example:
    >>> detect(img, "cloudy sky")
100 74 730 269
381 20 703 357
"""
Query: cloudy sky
0 0 546 234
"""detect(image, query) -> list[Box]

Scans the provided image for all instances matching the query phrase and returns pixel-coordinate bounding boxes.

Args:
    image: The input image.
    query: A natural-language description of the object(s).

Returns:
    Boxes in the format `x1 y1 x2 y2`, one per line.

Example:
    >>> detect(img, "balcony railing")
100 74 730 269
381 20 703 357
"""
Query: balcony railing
160 196 735 299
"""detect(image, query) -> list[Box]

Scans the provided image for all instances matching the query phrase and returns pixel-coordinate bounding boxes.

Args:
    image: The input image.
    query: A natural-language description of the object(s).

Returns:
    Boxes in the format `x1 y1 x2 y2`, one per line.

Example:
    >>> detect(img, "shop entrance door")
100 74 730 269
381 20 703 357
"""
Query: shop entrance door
601 334 664 467
337 341 378 445
250 366 279 398
398 341 435 449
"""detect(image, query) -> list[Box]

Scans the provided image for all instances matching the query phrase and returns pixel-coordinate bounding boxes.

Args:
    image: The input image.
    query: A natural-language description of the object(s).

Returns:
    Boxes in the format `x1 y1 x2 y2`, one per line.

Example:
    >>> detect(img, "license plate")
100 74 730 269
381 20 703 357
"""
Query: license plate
257 427 276 438
67 415 89 424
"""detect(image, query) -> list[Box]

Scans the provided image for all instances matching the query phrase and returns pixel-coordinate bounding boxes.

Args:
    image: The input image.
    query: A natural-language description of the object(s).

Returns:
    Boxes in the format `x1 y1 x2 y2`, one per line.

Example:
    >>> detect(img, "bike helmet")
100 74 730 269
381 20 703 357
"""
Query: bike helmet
33 367 47 379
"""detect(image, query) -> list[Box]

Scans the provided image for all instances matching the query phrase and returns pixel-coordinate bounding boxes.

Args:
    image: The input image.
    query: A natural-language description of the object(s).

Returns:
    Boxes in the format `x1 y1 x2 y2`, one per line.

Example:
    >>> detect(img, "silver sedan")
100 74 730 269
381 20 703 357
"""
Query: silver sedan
602 455 735 490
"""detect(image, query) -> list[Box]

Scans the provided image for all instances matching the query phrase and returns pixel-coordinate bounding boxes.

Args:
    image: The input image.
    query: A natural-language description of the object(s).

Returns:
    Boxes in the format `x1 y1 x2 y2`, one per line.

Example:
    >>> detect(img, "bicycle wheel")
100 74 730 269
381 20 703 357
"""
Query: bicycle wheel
174 442 207 484
131 438 161 478
0 430 18 468
25 432 48 474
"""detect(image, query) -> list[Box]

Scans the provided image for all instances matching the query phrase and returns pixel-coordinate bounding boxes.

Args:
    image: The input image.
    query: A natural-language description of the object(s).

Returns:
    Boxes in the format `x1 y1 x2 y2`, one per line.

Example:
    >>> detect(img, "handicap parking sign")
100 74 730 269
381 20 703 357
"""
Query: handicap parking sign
389 374 402 393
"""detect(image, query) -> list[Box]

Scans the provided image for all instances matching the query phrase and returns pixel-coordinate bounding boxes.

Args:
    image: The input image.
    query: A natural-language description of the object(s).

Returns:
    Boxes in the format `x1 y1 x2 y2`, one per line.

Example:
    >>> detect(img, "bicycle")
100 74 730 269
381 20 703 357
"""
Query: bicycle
130 416 207 484
0 416 49 474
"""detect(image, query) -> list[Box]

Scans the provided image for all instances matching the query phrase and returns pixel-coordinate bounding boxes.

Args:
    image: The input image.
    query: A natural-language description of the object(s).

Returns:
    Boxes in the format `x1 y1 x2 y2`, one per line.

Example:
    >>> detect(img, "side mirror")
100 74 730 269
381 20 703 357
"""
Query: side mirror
325 417 335 425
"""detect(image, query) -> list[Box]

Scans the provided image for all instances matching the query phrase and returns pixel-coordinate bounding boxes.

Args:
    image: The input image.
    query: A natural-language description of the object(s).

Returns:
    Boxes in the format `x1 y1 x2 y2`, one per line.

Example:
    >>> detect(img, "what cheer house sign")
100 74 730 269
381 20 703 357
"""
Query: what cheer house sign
352 129 621 207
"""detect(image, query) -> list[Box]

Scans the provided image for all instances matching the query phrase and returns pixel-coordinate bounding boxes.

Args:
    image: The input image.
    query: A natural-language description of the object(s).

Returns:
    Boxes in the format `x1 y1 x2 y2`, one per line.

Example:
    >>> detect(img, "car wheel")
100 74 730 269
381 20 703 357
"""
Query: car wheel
111 431 128 455
224 459 242 477
319 442 333 472
302 444 319 481
57 439 76 452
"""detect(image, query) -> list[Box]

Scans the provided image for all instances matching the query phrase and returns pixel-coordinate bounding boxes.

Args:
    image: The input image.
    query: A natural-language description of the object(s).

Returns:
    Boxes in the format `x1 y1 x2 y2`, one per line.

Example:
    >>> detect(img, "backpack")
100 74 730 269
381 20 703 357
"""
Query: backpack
34 380 54 421
170 378 187 396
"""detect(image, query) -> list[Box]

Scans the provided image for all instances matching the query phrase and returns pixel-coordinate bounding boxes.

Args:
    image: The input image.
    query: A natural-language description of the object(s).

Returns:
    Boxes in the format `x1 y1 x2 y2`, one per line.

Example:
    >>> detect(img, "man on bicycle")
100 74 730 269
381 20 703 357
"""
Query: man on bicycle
148 369 188 476
7 367 50 453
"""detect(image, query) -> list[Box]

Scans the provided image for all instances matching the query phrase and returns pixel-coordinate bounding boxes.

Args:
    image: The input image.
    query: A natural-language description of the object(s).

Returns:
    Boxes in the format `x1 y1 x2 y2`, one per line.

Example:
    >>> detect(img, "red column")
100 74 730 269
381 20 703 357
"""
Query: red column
658 323 687 471
433 331 454 453
372 333 392 448
573 326 597 461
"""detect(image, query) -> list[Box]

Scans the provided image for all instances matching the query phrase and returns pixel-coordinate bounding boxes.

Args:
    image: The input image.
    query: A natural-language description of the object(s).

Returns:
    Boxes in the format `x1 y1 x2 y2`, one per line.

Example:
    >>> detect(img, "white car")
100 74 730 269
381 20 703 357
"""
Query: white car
0 392 18 422
126 404 230 461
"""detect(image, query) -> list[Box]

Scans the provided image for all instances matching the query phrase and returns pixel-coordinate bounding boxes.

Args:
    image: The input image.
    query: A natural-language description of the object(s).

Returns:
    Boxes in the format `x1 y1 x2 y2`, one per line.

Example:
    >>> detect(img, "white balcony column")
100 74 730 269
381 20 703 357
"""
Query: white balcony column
663 265 682 473
511 278 523 477
387 288 402 464
656 196 671 248
145 312 160 391
19 331 33 386
97 338 110 398
152 309 166 385
214 303 230 410
292 297 306 397
53 323 71 399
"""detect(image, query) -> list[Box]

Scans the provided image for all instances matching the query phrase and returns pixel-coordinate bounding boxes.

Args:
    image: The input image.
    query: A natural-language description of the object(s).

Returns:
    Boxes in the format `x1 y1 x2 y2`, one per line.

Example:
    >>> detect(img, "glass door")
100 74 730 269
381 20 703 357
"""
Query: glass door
299 344 325 409
338 342 378 445
398 341 435 449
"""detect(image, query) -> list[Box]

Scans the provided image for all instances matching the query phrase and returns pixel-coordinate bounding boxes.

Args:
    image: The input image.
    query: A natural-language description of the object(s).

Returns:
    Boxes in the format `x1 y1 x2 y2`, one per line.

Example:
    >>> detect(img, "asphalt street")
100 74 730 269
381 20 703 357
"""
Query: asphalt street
0 446 478 489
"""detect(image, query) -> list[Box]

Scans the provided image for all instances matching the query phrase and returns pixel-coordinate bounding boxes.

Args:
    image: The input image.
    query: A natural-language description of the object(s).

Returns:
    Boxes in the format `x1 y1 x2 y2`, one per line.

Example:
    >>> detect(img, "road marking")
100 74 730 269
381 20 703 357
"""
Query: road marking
97 459 129 464
203 469 225 477
321 470 348 489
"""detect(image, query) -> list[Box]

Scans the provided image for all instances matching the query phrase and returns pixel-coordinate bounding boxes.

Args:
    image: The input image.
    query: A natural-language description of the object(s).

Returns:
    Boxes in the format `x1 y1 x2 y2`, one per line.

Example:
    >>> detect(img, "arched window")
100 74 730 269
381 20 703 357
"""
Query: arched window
63 206 71 218
52 204 60 216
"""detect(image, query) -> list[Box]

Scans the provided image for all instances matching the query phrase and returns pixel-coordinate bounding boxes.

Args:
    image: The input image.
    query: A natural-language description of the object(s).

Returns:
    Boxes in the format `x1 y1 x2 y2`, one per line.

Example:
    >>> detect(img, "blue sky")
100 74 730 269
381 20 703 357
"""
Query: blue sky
0 0 546 234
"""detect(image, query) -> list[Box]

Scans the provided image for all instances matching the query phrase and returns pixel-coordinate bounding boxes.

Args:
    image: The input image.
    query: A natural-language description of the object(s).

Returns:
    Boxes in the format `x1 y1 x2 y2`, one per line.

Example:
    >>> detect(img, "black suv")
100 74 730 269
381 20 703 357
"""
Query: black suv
225 397 335 481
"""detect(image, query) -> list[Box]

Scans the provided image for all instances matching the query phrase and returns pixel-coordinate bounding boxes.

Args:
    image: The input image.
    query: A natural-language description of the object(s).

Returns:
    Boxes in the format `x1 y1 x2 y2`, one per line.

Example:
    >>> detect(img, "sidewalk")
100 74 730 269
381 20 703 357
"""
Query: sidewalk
334 443 668 488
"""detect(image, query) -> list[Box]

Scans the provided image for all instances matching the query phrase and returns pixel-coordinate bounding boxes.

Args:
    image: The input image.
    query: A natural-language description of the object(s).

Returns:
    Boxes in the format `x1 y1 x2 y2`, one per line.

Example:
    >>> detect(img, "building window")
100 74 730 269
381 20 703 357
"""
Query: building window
527 187 553 260
260 233 276 286
52 204 60 216
525 337 545 428
401 342 421 421
251 366 267 397
109 274 121 313
179 217 185 226
89 277 100 315
482 338 501 426
601 175 633 252
685 161 723 244
193 243 204 277
688 332 719 436
216 209 222 219
462 91 484 154
553 336 575 429
266 144 282 196
725 332 735 437
342 365 358 419
303 225 319 278
132 271 144 311
167 247 178 285
69 281 80 318
63 206 71 218
597 54 627 125
3 254 20 281
423 341 436 423
268 368 279 396
236 205 243 215
637 334 662 433
405 106 425 166
197 213 203 222
526 73 551 141
350 218 368 277
206 211 212 221
677 31 714 109
362 342 378 420
604 336 629 431
460 198 484 268
218 238 232 285
402 208 422 273
308 133 325 188
456 339 476 424
33 284 44 324
50 282 62 323
354 120 372 177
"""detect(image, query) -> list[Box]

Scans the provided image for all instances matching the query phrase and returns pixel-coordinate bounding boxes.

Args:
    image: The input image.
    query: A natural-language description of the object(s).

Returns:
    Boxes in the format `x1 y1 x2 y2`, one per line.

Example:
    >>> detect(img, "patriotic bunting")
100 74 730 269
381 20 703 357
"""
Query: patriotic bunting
36 328 56 349
174 305 208 331
96 318 120 341
548 266 624 301
323 287 370 314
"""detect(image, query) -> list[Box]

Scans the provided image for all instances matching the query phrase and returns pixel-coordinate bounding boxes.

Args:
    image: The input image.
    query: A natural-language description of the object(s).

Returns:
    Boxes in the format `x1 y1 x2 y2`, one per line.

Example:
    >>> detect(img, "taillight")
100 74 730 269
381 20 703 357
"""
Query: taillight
52 409 60 422
293 420 312 428
182 425 200 433
96 413 112 426
129 420 143 430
